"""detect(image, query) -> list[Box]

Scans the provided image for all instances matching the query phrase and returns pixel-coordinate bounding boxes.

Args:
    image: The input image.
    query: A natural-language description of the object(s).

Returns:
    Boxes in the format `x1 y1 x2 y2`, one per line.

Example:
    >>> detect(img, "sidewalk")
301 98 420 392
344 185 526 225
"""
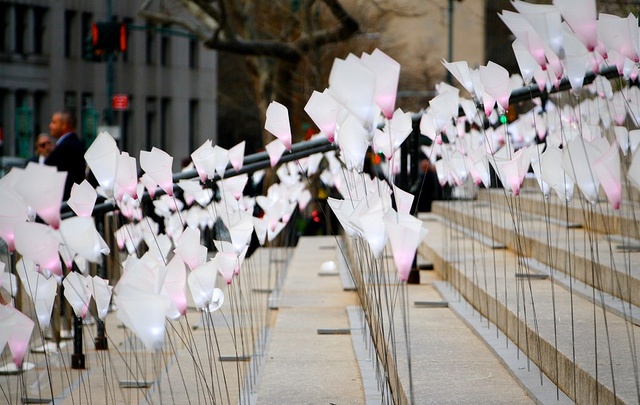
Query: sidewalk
254 236 365 404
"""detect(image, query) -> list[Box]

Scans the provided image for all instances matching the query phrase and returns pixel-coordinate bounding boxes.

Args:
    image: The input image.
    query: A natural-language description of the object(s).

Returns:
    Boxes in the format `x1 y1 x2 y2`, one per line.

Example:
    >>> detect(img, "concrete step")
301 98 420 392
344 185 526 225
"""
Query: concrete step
366 266 557 404
432 199 640 309
476 187 640 239
419 212 640 404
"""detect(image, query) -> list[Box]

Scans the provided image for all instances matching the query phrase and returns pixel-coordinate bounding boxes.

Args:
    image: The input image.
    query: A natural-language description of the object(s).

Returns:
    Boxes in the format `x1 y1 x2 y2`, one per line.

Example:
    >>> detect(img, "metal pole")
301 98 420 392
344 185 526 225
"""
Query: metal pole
70 258 85 368
91 0 113 351
105 0 114 126
94 214 108 350
446 0 454 84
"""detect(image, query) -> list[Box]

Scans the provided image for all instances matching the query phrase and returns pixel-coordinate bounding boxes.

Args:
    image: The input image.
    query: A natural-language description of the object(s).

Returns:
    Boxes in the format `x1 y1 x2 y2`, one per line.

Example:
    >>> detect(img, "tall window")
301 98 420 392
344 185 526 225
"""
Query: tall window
80 12 92 58
188 99 199 152
0 4 9 53
64 10 75 58
160 26 170 66
82 92 93 108
80 92 95 145
33 7 46 55
145 97 156 149
145 27 155 65
64 91 77 116
160 98 170 150
33 91 46 135
14 5 27 54
15 89 28 157
121 101 132 152
188 38 198 69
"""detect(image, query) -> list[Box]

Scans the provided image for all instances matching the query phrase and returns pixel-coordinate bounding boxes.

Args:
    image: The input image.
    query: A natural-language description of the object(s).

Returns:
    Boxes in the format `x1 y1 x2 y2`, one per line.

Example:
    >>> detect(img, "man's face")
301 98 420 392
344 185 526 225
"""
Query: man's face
49 113 65 139
36 137 52 157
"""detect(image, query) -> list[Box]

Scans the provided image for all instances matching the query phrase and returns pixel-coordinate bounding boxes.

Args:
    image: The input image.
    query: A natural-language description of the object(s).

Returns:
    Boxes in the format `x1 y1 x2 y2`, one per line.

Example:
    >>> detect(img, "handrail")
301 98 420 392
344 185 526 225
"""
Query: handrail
508 65 621 104
61 136 337 219
62 64 627 220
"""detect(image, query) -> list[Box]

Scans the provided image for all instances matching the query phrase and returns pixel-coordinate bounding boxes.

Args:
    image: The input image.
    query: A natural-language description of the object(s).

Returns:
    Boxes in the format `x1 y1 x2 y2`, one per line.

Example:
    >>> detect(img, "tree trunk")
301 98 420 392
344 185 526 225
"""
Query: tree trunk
254 57 300 147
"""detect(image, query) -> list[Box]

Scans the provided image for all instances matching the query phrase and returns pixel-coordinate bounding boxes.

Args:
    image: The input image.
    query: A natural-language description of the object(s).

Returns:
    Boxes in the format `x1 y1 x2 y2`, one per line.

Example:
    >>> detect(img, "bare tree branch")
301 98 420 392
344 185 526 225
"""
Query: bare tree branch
176 0 223 36
296 0 360 52
140 0 361 63
204 37 300 60
192 0 222 21
215 0 239 42
138 8 211 41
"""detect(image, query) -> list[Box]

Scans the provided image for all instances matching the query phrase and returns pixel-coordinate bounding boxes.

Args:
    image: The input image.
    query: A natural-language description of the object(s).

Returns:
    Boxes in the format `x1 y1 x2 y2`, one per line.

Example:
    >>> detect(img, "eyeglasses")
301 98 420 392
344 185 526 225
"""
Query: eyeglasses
37 142 49 147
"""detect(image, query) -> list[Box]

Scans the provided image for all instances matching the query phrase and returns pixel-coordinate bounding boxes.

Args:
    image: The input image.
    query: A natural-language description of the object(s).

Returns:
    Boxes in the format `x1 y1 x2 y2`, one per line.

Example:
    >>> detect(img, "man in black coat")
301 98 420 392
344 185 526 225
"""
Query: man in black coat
44 110 87 340
45 110 86 201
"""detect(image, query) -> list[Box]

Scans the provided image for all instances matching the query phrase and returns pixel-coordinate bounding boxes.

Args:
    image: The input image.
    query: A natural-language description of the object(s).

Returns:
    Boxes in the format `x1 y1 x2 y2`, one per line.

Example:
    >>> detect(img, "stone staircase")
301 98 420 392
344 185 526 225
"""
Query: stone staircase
421 184 640 404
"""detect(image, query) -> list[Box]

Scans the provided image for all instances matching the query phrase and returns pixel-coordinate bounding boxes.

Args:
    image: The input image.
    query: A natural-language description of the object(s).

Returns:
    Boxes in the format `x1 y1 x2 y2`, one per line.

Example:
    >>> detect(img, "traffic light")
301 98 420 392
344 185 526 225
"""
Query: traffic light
92 22 127 53
83 33 102 62
83 22 127 62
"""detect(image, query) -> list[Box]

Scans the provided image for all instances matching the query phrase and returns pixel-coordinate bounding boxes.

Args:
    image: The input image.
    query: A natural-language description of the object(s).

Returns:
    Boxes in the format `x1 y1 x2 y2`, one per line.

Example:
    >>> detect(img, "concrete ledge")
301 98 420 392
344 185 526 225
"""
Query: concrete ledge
435 281 573 405
432 200 640 308
420 213 640 404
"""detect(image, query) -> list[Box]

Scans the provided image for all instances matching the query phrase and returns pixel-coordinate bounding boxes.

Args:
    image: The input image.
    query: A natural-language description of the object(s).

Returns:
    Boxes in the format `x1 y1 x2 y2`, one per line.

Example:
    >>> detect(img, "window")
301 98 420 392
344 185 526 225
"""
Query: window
33 7 46 55
64 10 75 58
160 98 170 150
80 12 92 58
0 4 9 53
145 97 156 149
33 91 46 135
121 104 132 151
64 91 77 116
188 99 199 152
14 5 27 54
81 92 94 110
145 27 155 65
188 38 198 69
160 26 170 66
80 93 97 145
15 90 30 158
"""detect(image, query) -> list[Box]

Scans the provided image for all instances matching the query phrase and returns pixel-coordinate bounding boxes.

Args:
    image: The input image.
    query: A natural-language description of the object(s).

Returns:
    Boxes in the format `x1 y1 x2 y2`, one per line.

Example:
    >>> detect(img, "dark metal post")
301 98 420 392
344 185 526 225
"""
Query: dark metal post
398 138 409 190
71 313 85 369
105 0 115 127
94 214 108 350
70 260 86 368
407 125 421 284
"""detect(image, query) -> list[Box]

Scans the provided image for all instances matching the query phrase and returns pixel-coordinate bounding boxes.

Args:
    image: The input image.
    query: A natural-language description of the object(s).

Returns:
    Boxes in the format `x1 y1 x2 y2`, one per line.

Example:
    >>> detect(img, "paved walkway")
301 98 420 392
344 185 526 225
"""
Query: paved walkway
253 236 539 404
254 236 365 404
1 235 548 404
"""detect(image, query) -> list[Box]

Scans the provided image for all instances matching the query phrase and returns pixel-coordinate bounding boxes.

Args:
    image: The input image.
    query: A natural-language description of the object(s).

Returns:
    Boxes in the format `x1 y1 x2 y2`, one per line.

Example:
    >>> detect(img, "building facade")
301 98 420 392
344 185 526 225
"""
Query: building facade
0 0 217 170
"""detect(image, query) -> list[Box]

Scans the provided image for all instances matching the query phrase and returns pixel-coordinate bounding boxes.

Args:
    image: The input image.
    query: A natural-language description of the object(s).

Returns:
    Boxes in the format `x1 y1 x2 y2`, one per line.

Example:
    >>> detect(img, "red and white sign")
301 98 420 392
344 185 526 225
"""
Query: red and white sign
112 94 129 110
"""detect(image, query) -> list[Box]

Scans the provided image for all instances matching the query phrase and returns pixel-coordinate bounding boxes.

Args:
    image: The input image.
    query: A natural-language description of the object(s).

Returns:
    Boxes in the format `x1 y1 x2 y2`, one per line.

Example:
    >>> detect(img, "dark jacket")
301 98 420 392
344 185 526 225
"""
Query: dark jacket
45 132 86 200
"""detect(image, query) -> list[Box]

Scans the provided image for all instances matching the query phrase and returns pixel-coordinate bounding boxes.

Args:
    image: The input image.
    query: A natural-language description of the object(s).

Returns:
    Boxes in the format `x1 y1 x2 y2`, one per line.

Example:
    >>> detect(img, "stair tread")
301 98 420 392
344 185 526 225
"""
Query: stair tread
431 201 640 308
420 213 640 404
